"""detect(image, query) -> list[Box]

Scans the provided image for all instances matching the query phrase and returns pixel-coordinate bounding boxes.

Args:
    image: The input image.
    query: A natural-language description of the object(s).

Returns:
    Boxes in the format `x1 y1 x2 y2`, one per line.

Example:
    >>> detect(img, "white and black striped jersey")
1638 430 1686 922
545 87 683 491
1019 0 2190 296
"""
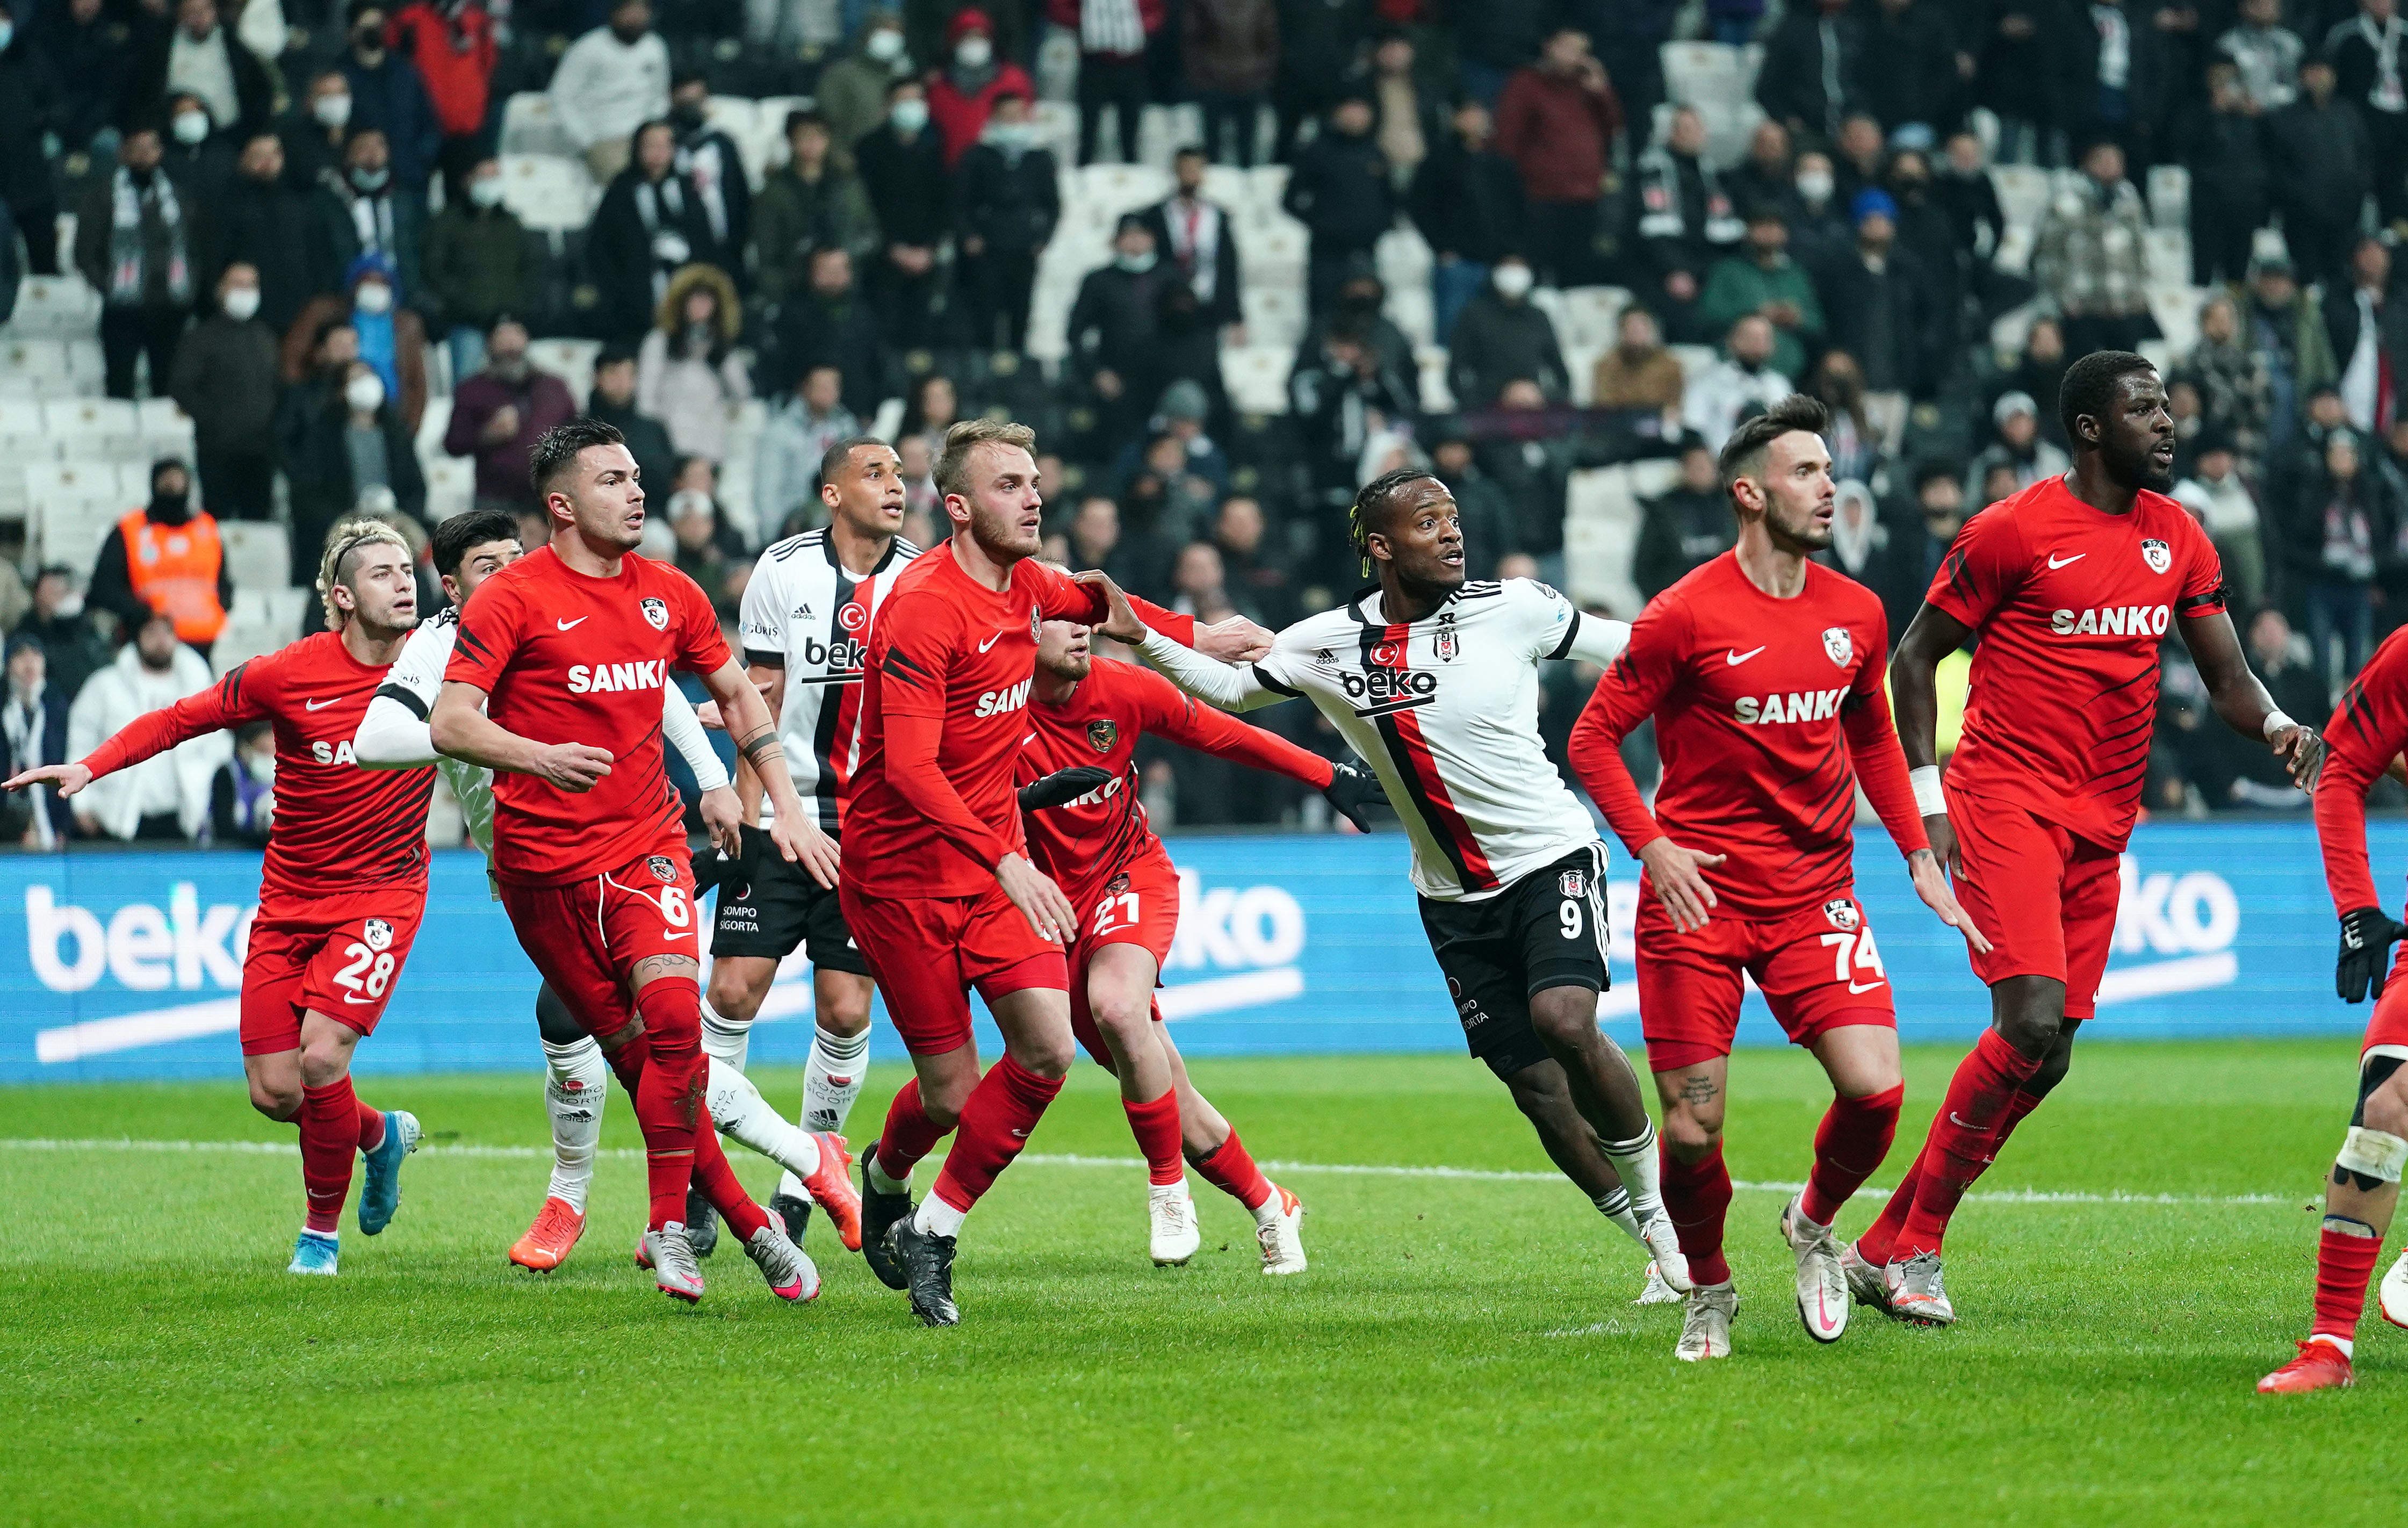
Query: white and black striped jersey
1140 578 1631 902
737 528 921 832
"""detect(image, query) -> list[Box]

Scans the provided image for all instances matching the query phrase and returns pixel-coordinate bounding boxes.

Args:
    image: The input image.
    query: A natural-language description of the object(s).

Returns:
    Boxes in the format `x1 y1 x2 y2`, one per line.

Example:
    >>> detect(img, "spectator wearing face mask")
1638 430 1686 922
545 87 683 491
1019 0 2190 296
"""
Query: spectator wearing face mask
169 263 281 523
281 253 428 433
280 67 359 194
818 12 913 162
387 0 498 187
1698 208 1823 381
1776 148 1851 279
338 0 441 194
66 611 224 843
130 0 271 146
0 8 61 280
90 459 233 658
74 124 196 400
199 132 321 333
207 718 277 846
854 77 949 347
14 569 110 703
636 263 752 471
30 0 123 164
160 90 239 206
551 0 670 183
925 9 1032 167
421 156 531 383
1447 257 1566 406
954 90 1059 350
287 358 427 580
444 317 579 514
313 126 425 302
667 70 752 275
1071 215 1173 453
2 636 73 848
1682 314 1793 453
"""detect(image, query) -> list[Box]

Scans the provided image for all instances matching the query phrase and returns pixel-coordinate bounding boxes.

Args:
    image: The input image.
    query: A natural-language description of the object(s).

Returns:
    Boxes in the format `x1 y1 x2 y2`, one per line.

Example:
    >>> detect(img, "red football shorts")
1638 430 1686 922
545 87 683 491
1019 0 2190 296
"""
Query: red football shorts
240 884 428 1055
499 849 704 1042
1062 844 1180 1067
839 878 1068 1056
1945 789 2122 1019
2362 945 2408 1055
1636 890 1894 1072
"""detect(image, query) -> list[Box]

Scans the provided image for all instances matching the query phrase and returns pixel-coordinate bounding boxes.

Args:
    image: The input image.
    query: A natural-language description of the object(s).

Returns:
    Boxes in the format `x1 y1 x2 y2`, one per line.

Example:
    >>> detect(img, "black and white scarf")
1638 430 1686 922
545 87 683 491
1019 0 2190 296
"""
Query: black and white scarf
108 168 190 307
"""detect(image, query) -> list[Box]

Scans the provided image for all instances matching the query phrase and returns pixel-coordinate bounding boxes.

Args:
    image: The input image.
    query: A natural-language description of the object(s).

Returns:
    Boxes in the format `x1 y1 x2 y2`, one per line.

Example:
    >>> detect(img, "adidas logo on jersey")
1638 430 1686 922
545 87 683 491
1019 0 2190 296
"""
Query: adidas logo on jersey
2050 604 2171 637
568 660 669 694
1733 687 1850 725
974 678 1033 717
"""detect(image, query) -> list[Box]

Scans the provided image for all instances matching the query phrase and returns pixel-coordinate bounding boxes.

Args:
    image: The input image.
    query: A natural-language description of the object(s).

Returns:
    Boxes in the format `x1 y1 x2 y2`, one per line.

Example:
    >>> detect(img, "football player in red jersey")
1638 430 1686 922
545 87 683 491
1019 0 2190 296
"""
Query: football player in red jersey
430 417 831 1307
1570 395 1990 1360
8 520 435 1277
2259 633 2408 1393
841 419 1264 1325
1017 614 1380 1272
1878 351 2322 1325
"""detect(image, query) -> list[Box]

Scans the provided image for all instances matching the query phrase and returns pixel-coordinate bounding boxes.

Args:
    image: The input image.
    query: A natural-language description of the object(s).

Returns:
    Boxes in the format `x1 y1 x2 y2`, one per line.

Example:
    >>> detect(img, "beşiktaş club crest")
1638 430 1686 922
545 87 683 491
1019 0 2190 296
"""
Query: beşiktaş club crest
1822 626 1854 667
1087 719 1118 752
1437 623 1460 662
640 596 669 630
362 917 394 952
1559 867 1588 899
1823 899 1861 931
647 855 678 883
2141 538 2172 574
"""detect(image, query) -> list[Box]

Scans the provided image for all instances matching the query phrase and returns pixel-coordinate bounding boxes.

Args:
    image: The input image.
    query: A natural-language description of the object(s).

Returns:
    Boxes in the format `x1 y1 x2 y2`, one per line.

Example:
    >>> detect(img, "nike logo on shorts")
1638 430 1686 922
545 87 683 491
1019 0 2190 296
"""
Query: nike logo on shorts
1725 646 1765 665
2047 553 2085 569
661 931 693 940
978 631 1004 652
304 697 337 711
1847 979 1886 994
557 616 588 630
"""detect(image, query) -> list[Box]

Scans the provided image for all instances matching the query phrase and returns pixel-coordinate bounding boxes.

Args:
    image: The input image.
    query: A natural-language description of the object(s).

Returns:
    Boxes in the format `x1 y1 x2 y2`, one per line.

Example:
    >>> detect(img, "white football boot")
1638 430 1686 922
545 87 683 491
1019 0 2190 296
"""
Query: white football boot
1254 1183 1307 1275
1884 1250 1956 1325
1634 1261 1685 1305
1634 1208 1694 1294
1675 1282 1739 1361
644 1222 705 1303
2381 1245 2408 1329
1149 1179 1202 1266
1779 1194 1849 1343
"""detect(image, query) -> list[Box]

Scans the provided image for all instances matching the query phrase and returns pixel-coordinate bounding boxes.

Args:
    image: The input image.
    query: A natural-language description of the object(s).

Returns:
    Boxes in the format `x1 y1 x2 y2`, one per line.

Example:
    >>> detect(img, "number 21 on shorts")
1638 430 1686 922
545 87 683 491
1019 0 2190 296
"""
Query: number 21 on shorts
1819 926 1887 993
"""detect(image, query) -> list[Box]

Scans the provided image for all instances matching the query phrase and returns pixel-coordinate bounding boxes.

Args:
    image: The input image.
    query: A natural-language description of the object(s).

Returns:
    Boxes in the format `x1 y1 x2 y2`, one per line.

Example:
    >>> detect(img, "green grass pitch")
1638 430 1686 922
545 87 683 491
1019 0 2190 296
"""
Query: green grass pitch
4 1037 2403 1525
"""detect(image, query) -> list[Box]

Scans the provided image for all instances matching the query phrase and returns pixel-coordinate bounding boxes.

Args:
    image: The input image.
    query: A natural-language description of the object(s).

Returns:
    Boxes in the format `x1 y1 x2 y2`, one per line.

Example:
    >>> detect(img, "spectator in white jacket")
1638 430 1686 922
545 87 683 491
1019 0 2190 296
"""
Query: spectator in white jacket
64 613 226 842
754 364 861 539
551 0 672 183
1681 314 1793 453
2173 431 2268 611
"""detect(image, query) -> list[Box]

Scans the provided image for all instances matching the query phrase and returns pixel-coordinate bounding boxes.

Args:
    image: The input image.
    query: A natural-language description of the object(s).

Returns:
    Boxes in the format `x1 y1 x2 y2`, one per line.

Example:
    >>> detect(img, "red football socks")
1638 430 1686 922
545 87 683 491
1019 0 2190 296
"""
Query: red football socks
1122 1088 1185 1187
355 1094 386 1154
1659 1140 1734 1287
1855 1141 1924 1266
2312 1222 2385 1344
299 1077 364 1234
931 1055 1063 1214
1800 1083 1903 1227
1896 1030 2043 1257
687 1124 770 1242
633 978 707 1230
875 1077 948 1184
1189 1127 1274 1212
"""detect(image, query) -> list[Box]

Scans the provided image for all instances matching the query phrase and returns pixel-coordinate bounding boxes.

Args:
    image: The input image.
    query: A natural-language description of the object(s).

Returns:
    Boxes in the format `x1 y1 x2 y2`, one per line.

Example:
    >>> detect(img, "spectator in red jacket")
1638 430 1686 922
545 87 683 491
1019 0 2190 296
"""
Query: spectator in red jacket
924 8 1035 168
389 0 498 192
1493 27 1623 287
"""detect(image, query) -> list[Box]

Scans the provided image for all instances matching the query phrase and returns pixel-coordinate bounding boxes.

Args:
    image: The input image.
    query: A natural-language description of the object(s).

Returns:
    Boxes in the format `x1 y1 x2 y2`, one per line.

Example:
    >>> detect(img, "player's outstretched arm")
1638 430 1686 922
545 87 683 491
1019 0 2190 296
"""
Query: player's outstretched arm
428 679 615 790
9 671 246 798
698 654 838 888
1138 670 1388 829
2179 607 2325 791
1889 601 1973 876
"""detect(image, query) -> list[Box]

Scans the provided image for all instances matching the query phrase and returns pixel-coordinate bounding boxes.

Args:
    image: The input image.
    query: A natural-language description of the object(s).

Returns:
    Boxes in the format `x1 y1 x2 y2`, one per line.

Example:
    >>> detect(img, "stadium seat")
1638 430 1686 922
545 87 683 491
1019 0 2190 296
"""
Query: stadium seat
1556 286 1631 351
44 399 144 462
528 337 601 406
1989 164 2051 232
1032 100 1079 160
26 469 125 571
1669 344 1718 384
423 456 475 521
1415 346 1455 413
0 339 74 392
499 92 576 158
1376 228 1432 290
1220 345 1292 415
1237 220 1306 286
136 397 196 457
705 96 765 186
499 154 600 234
219 521 291 590
1079 162 1173 221
2147 164 2190 231
1563 343 1600 406
8 276 103 340
1137 103 1201 168
1563 471 1643 616
1660 41 1748 110
0 400 57 472
1241 287 1306 349
1386 284 1436 348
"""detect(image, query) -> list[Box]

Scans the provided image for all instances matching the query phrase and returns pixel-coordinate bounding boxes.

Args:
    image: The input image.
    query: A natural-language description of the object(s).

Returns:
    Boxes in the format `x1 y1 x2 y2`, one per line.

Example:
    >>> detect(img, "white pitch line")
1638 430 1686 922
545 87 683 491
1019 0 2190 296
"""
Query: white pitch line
0 1137 2304 1206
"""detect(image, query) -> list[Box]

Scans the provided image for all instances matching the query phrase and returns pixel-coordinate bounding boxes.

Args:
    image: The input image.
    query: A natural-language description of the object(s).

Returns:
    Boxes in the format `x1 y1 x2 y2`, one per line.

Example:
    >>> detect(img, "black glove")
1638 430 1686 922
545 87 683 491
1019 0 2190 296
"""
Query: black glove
1018 765 1113 812
2338 905 2408 1003
1322 758 1380 832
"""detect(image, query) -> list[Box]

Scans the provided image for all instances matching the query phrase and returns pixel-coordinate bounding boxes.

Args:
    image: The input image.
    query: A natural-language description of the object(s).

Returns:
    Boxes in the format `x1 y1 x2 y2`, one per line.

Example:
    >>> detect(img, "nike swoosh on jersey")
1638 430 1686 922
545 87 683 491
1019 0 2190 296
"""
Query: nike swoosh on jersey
1725 646 1767 665
2046 553 2085 569
557 616 589 630
303 697 337 711
978 631 1004 652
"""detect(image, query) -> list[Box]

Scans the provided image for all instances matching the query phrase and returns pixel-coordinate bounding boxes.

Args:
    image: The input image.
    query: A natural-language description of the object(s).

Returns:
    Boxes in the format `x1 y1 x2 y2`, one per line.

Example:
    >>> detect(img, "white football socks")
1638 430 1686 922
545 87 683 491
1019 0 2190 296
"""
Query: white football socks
705 1058 821 1182
866 1152 911 1196
1591 1184 1645 1249
803 1022 869 1134
1599 1120 1668 1228
701 1004 751 1072
540 1035 609 1214
915 1195 967 1239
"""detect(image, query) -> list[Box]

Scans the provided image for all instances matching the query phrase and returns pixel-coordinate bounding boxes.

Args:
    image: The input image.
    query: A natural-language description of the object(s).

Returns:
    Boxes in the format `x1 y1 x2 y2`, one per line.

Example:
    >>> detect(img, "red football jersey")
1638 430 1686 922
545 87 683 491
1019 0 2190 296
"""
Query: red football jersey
1571 554 1924 919
444 545 730 885
2318 626 2408 912
1926 475 2225 850
81 630 435 896
843 549 1196 899
1016 658 1334 882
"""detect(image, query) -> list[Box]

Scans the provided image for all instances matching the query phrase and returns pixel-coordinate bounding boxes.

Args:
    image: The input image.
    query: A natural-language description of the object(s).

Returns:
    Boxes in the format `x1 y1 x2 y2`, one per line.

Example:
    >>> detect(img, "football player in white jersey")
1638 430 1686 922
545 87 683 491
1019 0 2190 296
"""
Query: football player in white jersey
1104 468 1692 1292
699 436 918 1241
353 509 861 1270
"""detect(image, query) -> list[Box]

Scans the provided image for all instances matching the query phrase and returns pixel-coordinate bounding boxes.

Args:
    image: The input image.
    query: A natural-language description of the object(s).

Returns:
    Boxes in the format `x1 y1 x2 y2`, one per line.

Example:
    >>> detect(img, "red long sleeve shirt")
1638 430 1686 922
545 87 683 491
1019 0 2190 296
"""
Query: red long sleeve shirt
2319 626 2408 913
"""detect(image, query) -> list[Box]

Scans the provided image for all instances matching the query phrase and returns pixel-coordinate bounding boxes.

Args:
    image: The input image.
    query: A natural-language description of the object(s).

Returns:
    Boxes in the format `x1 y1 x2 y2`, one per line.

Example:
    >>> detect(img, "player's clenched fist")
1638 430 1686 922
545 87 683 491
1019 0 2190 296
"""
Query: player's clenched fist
994 851 1078 943
531 742 613 792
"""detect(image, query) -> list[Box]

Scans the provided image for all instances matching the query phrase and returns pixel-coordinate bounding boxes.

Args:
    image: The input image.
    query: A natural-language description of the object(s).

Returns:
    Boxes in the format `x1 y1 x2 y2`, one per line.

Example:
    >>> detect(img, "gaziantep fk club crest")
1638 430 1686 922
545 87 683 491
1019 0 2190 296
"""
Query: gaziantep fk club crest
640 596 669 630
646 855 677 883
2141 538 2172 574
362 917 393 952
1823 899 1860 932
1821 626 1854 667
1087 719 1117 752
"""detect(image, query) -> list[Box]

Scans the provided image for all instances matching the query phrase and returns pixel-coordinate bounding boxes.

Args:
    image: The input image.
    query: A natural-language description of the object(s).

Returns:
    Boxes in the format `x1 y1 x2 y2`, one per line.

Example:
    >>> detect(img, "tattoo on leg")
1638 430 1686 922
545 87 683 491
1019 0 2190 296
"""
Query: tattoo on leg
633 955 700 984
1679 1075 1719 1106
597 1018 646 1053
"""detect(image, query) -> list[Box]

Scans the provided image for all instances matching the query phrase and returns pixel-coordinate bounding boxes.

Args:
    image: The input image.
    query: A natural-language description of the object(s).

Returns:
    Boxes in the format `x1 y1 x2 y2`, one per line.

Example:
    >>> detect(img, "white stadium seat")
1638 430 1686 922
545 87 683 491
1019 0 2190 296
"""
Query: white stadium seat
1240 287 1306 348
499 92 575 158
44 399 144 462
1556 286 1631 351
219 521 291 590
528 338 600 407
424 457 475 522
1220 345 1292 415
498 154 599 234
1990 164 2051 232
9 276 103 340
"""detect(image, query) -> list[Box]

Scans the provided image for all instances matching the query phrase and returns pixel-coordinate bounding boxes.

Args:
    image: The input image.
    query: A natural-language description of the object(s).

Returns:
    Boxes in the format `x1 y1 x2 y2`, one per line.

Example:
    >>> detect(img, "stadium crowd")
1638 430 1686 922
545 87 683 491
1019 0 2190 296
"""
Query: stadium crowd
0 0 2404 846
